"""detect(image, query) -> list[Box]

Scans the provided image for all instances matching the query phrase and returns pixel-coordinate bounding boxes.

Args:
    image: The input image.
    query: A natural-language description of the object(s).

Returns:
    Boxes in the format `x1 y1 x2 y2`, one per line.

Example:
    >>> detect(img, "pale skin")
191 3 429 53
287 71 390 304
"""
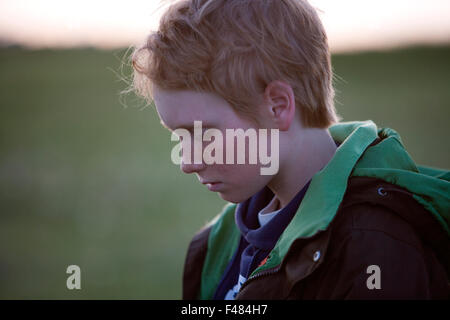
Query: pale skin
152 81 337 209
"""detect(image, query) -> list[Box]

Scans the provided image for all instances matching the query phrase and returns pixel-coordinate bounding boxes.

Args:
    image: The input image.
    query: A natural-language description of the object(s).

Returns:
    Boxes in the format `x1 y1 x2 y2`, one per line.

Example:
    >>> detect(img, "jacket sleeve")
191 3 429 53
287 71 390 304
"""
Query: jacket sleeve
315 205 449 300
182 225 211 300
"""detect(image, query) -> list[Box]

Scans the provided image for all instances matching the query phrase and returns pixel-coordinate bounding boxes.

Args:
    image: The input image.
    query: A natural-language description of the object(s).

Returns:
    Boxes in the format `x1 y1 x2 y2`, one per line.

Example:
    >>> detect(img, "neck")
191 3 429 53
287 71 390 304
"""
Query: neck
267 128 337 208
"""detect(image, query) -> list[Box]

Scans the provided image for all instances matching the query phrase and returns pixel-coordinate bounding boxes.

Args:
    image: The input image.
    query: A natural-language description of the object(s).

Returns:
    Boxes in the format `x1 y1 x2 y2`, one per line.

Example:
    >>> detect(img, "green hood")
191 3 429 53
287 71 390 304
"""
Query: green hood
199 120 450 300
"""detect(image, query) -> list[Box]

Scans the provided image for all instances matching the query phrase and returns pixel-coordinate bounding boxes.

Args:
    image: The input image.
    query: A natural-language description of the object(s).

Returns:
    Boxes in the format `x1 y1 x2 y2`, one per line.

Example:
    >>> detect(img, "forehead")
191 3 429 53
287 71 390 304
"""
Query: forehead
152 88 238 130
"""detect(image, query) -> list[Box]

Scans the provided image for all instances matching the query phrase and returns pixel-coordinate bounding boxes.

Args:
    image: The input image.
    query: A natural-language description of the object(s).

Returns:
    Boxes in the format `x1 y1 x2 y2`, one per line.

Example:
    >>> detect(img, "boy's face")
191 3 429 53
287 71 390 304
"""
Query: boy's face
152 88 274 203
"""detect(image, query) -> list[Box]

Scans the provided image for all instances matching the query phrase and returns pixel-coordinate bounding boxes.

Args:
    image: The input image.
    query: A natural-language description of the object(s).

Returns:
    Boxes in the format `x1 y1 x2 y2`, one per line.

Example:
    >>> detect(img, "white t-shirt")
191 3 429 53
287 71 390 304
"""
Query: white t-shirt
258 195 282 227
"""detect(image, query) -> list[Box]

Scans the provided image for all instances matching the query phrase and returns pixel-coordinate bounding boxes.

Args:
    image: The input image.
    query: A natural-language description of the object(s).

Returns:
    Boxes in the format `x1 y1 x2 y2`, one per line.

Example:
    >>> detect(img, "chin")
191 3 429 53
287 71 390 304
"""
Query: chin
217 191 252 204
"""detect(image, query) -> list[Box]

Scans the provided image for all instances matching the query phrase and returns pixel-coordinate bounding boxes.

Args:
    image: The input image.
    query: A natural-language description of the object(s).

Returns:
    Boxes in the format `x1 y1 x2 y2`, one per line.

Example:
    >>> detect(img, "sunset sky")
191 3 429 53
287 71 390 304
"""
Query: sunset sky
0 0 449 52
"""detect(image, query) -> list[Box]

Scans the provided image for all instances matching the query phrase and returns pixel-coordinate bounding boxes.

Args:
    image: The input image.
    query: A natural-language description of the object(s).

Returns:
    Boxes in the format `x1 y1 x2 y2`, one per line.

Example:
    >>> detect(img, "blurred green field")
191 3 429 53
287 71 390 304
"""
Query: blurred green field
0 45 449 299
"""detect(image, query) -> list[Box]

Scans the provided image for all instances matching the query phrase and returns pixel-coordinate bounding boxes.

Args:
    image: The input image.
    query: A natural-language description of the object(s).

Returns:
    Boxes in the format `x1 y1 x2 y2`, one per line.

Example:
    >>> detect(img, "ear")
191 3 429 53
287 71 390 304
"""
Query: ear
263 81 296 131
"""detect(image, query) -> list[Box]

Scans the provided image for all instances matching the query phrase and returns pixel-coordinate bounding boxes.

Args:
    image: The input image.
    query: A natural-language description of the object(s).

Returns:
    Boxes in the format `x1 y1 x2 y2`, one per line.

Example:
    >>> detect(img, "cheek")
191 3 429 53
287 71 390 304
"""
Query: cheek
215 163 271 197
215 163 261 179
217 166 271 204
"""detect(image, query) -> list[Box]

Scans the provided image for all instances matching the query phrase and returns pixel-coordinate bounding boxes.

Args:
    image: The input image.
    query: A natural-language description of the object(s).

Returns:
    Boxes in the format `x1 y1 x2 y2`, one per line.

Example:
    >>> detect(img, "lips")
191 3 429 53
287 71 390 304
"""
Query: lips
201 180 220 185
205 182 223 192
200 179 223 192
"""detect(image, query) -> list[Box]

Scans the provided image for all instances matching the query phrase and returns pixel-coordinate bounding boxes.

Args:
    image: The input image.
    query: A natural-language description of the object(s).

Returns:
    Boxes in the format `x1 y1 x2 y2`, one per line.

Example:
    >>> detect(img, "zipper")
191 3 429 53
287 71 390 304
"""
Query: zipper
235 264 282 298
235 231 331 299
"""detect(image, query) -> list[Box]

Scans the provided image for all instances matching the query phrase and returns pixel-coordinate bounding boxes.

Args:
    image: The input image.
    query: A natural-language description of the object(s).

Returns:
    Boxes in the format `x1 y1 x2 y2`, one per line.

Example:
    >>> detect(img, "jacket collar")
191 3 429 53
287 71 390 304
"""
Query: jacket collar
235 181 311 251
251 121 379 276
199 120 449 299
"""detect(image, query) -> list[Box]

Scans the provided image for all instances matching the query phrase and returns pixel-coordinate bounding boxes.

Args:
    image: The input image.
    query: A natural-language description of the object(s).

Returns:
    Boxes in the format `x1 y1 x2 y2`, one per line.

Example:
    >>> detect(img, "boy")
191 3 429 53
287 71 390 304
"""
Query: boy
130 0 449 299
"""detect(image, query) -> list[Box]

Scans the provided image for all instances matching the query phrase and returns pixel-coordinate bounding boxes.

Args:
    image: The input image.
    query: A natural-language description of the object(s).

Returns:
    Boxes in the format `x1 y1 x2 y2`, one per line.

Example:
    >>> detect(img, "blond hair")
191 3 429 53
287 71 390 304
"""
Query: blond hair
131 0 339 128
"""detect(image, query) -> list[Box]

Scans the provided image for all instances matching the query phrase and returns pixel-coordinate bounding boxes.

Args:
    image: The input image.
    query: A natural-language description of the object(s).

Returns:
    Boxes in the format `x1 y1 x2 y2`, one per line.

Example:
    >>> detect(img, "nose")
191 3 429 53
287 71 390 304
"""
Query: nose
180 160 206 174
179 136 206 174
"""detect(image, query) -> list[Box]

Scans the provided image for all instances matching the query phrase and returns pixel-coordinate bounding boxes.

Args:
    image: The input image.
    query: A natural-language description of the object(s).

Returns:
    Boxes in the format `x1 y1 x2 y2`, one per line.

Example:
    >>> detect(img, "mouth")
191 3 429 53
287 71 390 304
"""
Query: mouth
200 180 224 192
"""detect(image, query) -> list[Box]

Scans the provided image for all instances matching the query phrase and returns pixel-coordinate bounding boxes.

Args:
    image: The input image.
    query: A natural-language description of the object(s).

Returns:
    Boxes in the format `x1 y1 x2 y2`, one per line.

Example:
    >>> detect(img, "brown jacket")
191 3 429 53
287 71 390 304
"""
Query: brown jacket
183 177 450 299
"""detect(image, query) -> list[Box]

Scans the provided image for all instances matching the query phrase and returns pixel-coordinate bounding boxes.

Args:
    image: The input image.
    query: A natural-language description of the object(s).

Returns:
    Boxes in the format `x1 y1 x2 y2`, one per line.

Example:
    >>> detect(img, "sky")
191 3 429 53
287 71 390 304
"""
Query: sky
0 0 449 52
